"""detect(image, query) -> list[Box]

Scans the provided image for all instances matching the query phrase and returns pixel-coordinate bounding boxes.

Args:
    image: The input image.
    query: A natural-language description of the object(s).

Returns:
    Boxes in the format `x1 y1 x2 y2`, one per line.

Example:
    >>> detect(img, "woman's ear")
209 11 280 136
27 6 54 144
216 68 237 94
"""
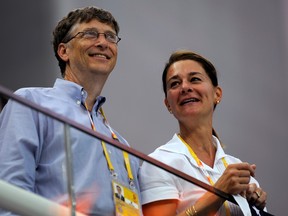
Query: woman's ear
215 86 222 104
164 98 172 114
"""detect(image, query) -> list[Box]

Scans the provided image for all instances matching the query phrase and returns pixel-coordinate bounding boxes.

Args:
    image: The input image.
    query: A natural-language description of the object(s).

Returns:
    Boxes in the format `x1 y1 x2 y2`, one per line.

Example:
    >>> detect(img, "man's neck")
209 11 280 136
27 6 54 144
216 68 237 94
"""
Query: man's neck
64 71 108 111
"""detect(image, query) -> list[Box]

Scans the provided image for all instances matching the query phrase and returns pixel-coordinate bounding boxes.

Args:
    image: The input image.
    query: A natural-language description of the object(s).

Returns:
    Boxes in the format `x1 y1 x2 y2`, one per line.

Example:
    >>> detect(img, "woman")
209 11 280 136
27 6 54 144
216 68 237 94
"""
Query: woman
139 50 267 216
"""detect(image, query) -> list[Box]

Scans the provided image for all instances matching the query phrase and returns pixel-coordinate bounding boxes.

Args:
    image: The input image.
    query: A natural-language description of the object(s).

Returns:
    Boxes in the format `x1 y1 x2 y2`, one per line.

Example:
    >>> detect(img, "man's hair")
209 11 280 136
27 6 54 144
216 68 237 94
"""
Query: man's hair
52 6 120 77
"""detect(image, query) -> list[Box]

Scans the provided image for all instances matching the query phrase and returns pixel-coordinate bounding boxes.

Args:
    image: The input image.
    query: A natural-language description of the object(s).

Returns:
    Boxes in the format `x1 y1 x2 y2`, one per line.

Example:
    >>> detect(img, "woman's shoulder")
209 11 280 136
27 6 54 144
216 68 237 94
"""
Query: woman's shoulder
146 137 193 174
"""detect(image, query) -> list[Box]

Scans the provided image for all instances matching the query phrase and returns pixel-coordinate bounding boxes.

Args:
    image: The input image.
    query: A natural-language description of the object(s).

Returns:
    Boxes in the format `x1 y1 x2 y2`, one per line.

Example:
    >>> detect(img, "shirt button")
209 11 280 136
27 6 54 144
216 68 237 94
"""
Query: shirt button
76 100 81 105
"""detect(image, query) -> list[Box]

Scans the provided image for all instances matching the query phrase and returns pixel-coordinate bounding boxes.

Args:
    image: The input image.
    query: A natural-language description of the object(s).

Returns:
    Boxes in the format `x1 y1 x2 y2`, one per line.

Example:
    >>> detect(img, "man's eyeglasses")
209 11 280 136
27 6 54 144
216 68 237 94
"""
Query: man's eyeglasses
64 30 121 44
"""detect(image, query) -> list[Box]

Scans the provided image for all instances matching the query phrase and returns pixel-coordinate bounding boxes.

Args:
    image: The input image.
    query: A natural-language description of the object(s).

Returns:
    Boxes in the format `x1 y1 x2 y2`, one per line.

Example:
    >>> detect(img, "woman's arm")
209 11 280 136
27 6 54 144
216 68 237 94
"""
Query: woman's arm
142 162 256 216
142 193 225 216
143 199 178 216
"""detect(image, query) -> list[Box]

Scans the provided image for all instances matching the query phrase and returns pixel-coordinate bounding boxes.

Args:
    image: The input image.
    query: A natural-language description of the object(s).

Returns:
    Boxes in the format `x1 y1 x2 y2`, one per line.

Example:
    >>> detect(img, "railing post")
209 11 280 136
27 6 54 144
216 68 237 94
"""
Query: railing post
64 123 76 216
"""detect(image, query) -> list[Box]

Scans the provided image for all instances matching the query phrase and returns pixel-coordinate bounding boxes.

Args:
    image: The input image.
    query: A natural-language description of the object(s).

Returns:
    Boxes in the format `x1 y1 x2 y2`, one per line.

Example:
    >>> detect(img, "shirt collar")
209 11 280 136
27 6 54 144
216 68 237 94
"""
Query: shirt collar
158 133 227 167
54 78 106 113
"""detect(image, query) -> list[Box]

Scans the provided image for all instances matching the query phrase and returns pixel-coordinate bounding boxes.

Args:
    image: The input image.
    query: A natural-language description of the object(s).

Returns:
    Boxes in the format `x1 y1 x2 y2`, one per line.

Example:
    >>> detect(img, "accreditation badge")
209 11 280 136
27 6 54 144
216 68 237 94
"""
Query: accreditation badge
112 180 141 216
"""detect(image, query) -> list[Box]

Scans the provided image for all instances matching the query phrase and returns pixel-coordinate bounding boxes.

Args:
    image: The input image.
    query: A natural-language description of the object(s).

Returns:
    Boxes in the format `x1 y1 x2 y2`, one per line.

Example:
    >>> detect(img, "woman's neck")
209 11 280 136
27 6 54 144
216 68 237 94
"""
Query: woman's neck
179 125 216 167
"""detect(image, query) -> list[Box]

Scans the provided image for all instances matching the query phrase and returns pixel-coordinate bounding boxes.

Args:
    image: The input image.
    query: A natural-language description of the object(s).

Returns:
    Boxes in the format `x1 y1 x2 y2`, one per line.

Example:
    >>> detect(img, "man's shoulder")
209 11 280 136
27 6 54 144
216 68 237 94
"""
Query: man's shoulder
14 86 54 99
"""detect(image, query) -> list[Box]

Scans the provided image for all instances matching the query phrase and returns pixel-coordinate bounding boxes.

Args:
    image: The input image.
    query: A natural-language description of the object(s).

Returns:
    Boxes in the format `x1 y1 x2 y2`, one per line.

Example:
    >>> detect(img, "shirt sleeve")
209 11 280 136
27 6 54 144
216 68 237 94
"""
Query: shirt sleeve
139 160 180 205
0 94 41 215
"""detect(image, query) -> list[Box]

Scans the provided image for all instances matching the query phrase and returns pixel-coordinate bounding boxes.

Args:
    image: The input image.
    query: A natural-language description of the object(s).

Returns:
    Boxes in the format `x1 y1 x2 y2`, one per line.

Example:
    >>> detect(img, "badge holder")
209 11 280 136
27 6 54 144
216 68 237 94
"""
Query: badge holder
112 176 141 216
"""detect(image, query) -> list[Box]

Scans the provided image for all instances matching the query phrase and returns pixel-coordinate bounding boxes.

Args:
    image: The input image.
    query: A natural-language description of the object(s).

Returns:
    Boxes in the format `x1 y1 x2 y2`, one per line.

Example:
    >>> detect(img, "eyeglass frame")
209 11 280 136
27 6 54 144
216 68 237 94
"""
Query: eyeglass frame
63 29 121 44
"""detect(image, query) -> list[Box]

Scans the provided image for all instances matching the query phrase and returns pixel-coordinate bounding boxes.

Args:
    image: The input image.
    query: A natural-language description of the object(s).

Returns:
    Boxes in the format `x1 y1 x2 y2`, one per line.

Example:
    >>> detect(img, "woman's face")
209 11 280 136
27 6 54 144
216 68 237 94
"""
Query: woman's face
164 60 222 123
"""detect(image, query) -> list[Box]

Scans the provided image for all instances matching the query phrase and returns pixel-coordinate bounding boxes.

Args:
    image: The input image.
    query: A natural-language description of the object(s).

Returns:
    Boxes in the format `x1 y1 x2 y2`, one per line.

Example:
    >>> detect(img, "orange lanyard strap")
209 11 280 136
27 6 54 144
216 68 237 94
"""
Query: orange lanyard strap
177 134 231 216
84 103 134 183
99 107 118 140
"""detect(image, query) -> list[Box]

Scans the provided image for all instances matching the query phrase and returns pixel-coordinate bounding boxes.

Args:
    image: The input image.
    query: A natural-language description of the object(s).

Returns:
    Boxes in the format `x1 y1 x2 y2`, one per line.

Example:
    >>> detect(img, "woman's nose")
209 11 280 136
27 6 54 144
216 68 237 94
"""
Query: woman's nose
181 81 192 94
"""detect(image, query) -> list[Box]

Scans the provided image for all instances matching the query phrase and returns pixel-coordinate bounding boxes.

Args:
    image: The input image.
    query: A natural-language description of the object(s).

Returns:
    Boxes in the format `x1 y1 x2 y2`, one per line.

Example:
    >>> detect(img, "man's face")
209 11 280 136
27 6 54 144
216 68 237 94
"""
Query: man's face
117 186 122 194
61 19 118 79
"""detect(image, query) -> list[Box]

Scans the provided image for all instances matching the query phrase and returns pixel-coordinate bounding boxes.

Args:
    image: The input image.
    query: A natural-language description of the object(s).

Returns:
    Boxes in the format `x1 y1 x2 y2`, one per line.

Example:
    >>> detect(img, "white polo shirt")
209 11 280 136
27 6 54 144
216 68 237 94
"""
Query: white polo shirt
139 134 261 215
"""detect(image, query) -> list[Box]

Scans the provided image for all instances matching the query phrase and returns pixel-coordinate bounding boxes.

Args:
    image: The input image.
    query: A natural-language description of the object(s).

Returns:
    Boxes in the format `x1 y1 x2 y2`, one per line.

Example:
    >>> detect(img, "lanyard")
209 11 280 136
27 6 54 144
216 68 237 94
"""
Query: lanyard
177 134 231 216
84 103 134 185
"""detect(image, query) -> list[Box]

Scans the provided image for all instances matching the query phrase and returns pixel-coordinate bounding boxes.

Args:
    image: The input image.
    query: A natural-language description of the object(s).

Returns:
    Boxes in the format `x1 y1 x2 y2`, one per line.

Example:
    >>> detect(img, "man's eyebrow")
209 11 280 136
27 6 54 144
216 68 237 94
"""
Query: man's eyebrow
82 27 116 34
81 27 97 31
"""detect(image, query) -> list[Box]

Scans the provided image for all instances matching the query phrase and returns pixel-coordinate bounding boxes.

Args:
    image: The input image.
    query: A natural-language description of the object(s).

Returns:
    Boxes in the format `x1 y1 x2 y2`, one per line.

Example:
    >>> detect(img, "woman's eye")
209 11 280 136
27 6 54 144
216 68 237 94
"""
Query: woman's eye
191 77 201 82
169 81 179 88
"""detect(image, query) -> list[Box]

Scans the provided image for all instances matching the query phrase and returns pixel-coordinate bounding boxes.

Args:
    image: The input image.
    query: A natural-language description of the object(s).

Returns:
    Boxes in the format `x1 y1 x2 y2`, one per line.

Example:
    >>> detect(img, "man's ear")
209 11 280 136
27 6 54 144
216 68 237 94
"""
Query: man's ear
57 43 69 62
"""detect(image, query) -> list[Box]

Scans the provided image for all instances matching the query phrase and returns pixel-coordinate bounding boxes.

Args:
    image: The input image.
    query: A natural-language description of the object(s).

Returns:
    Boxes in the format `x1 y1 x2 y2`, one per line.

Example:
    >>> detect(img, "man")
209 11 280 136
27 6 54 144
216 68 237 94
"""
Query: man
115 185 125 202
0 6 141 216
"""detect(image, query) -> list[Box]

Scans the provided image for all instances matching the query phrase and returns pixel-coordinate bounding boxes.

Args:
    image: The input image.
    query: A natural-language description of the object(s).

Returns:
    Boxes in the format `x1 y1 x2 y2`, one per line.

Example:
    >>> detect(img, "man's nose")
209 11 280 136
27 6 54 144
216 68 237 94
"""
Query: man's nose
94 34 109 48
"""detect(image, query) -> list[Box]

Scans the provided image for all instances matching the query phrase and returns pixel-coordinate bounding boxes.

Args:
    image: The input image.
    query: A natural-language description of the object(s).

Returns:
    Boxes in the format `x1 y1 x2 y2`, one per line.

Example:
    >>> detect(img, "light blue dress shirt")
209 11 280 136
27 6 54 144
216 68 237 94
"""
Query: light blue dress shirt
0 79 141 216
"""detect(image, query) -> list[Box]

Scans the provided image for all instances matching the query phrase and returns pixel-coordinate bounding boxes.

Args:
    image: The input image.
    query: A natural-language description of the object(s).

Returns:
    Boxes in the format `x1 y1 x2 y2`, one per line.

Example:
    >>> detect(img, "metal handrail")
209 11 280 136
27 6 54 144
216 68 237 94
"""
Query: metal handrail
0 84 273 216
0 180 86 216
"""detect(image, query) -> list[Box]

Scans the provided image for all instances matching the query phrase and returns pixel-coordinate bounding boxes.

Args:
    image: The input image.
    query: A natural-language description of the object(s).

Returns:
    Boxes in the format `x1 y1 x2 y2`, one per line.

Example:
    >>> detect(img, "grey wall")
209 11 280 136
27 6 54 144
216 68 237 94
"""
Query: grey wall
0 1 59 90
1 1 287 215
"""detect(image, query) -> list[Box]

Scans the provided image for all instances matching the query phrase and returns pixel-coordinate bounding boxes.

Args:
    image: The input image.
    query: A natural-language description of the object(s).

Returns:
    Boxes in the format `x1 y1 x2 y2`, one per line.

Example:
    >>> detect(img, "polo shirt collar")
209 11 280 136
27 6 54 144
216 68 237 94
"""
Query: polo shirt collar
158 133 228 171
